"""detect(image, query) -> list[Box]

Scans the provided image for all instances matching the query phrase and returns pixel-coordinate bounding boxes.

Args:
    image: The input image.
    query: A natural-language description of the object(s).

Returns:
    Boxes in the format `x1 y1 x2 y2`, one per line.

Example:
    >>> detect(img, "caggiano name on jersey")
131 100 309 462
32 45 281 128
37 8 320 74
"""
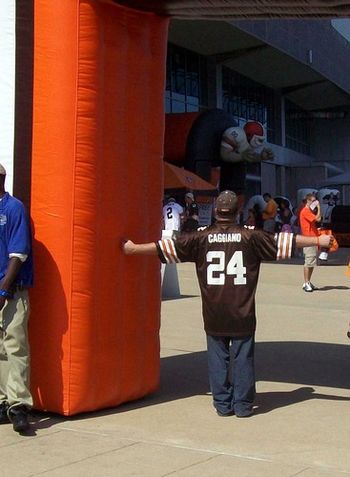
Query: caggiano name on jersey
157 230 293 265
208 233 241 243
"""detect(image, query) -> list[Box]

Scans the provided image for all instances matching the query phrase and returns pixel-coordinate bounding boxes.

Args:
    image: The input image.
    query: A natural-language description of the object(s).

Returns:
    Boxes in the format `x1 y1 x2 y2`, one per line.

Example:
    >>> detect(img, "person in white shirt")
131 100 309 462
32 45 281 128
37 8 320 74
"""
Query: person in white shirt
162 197 184 232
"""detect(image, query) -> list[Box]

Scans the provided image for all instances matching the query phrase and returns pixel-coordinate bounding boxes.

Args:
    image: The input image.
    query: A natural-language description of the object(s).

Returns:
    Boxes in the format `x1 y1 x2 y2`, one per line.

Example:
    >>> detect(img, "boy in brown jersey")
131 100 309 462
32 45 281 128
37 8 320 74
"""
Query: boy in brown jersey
123 191 333 418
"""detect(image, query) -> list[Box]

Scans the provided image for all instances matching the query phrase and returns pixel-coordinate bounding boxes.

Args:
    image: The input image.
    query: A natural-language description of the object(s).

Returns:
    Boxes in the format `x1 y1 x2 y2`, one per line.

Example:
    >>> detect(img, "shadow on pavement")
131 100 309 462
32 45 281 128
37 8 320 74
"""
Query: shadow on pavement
31 341 350 425
255 386 350 415
255 341 350 390
162 294 199 301
316 285 350 291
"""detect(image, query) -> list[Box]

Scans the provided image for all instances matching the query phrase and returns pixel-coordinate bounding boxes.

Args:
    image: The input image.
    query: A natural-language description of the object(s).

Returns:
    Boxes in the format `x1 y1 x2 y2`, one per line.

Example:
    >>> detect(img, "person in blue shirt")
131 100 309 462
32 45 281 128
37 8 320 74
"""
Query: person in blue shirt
0 164 33 433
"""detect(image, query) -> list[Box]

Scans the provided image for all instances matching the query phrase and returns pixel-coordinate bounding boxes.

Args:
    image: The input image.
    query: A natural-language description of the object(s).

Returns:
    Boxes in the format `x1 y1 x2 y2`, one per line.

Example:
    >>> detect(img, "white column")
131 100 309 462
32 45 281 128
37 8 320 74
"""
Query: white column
281 96 286 148
0 0 16 192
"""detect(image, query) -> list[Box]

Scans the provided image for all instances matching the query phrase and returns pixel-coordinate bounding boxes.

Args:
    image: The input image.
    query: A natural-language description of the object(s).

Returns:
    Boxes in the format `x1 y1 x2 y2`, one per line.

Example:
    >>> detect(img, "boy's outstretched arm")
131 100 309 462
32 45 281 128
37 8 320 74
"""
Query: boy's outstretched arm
295 234 334 249
122 239 158 256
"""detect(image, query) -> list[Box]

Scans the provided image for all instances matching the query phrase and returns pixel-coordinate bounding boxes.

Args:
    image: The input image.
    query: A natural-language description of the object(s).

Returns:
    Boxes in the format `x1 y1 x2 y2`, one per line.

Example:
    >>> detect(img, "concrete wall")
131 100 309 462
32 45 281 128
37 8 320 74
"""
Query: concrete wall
311 117 350 170
261 162 277 196
232 19 350 94
261 142 342 205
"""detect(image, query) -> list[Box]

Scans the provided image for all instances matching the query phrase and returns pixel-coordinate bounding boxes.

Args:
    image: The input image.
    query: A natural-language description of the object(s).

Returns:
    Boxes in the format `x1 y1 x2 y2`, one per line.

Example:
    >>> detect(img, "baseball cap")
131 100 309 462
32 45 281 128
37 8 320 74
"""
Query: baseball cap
216 190 238 216
0 164 6 175
185 192 194 200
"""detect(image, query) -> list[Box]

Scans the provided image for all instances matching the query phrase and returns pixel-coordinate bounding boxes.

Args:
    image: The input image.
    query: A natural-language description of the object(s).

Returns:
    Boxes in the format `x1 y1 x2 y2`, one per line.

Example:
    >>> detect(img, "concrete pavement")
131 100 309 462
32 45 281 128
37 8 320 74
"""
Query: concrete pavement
0 248 349 476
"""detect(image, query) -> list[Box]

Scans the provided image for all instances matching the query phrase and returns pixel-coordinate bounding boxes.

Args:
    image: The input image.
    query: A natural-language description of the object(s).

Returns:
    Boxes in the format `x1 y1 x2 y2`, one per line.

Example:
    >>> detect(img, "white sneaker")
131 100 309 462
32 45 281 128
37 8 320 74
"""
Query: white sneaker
303 282 313 292
319 252 328 261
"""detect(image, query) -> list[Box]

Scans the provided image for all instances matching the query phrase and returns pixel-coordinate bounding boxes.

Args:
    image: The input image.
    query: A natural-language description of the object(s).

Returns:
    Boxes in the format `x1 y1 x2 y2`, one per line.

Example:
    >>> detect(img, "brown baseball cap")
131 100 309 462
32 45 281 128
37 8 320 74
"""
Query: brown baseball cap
216 190 238 216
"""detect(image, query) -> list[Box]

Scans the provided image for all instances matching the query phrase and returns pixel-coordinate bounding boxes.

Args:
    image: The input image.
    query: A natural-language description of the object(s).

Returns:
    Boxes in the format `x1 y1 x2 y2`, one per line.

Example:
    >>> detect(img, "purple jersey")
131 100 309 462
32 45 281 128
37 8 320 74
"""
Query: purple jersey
157 222 294 337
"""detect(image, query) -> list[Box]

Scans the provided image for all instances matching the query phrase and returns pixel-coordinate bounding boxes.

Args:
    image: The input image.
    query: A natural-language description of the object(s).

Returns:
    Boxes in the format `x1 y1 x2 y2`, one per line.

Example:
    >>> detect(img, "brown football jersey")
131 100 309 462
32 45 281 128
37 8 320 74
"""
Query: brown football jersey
157 222 294 337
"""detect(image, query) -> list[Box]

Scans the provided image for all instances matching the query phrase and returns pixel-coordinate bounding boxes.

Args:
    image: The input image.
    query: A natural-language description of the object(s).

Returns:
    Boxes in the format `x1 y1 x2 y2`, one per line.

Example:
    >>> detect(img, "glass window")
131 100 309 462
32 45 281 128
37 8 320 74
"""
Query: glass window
285 100 311 155
221 67 283 195
165 44 208 113
173 52 185 94
222 67 282 146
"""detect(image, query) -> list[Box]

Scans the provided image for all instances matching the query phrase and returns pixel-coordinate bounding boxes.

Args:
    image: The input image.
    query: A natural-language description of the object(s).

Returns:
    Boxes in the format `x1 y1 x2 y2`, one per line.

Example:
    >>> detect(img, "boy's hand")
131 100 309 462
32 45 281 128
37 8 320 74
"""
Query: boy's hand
318 234 334 249
122 239 135 255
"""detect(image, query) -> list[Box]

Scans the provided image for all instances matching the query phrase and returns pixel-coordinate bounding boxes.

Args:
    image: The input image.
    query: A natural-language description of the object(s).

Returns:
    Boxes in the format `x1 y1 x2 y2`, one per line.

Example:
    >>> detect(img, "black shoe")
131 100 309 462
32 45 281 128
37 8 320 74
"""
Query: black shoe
8 405 30 433
235 407 254 418
216 409 234 417
0 402 9 424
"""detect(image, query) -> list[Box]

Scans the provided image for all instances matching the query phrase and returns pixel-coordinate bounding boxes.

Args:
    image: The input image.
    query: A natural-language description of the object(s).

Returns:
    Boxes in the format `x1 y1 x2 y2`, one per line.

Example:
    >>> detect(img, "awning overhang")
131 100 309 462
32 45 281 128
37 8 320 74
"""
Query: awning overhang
115 1 350 20
168 18 350 111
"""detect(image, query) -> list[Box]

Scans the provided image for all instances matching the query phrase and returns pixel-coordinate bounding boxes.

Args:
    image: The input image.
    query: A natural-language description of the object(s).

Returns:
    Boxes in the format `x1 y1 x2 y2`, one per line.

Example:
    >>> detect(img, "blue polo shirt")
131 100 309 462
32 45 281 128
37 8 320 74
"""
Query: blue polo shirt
0 193 33 287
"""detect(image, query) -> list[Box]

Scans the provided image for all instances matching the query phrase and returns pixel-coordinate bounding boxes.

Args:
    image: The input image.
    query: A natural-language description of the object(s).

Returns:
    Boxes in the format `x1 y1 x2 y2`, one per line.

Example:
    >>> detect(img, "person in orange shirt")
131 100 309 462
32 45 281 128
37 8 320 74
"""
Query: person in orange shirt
299 193 321 292
262 193 278 233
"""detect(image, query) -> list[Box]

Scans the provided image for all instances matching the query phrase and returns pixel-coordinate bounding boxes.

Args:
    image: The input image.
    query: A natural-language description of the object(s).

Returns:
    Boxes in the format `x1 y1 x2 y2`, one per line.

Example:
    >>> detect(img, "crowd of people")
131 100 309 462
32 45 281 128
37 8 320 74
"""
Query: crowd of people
245 194 299 234
163 189 314 239
162 188 342 294
162 192 199 234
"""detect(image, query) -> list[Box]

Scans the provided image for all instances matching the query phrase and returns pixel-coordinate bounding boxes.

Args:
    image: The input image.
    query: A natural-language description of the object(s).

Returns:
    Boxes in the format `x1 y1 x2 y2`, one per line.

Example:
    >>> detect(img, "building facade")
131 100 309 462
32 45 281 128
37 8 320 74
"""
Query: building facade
166 18 350 205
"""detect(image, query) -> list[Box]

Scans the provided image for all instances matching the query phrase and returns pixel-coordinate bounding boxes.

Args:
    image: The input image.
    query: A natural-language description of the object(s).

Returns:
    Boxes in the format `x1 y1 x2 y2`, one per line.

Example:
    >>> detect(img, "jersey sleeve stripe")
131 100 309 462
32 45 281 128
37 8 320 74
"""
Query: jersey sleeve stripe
166 239 180 262
281 233 287 259
276 232 293 260
157 239 180 263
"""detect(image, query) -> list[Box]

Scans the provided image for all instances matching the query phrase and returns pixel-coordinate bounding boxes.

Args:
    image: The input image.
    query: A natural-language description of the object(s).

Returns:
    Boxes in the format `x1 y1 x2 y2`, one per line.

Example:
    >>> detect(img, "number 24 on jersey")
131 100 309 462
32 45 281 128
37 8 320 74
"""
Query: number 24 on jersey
206 251 247 285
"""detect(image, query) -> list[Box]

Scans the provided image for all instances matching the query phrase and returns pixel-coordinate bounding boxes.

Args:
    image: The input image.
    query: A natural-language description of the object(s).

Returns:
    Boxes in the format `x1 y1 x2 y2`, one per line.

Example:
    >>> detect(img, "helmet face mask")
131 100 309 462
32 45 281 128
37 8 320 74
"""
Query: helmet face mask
249 134 265 149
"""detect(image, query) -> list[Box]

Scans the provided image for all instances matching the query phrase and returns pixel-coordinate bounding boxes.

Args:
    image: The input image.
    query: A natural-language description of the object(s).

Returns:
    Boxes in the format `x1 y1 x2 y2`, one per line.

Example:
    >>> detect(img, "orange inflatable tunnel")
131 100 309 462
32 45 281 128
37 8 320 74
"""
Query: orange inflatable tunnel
164 112 200 165
29 0 169 415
